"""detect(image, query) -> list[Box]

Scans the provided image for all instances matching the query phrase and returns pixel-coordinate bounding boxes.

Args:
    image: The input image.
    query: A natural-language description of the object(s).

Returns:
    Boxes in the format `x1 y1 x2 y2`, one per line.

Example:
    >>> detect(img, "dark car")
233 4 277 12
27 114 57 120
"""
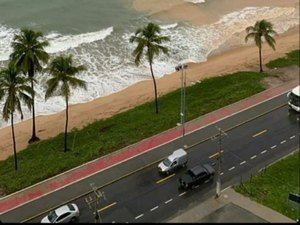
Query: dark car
178 163 215 190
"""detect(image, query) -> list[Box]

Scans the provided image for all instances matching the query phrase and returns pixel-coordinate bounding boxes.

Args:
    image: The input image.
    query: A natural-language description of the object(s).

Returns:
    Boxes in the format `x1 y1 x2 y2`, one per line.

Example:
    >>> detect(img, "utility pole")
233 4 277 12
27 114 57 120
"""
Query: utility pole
211 126 227 198
85 182 107 223
175 63 188 147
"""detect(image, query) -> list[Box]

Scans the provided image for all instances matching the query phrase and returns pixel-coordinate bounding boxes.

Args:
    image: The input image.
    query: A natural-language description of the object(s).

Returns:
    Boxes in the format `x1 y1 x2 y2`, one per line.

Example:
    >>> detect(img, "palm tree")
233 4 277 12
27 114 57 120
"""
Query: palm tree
45 55 87 152
10 28 49 143
245 19 277 72
129 22 170 114
0 64 33 170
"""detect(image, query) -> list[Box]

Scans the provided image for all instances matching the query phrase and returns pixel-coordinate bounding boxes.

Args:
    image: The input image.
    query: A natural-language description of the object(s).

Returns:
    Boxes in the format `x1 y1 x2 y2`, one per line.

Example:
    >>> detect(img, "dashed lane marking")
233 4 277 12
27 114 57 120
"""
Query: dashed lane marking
220 172 224 176
150 206 159 212
156 174 175 184
250 155 257 160
135 214 144 220
209 150 224 159
280 140 286 144
252 129 267 138
240 161 246 165
165 199 173 204
261 150 267 154
97 202 117 213
290 135 295 139
228 166 235 171
271 145 277 149
179 192 186 197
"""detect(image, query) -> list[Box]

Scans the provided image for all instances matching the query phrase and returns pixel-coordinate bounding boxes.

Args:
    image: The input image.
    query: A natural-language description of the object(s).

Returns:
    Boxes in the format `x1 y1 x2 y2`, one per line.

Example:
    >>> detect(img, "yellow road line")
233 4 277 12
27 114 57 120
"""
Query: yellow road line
156 173 175 184
97 202 117 213
252 129 267 138
209 150 224 159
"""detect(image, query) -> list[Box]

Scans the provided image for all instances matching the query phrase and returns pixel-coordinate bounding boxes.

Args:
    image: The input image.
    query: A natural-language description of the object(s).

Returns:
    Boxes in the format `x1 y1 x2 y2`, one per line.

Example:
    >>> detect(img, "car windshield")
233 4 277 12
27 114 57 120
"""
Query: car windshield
48 210 58 223
290 92 300 107
163 158 172 167
68 204 75 211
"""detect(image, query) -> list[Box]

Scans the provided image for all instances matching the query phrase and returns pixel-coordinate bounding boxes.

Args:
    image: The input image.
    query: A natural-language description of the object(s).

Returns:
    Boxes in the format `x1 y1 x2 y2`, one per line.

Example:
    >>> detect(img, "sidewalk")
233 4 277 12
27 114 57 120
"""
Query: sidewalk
0 79 298 220
167 187 295 223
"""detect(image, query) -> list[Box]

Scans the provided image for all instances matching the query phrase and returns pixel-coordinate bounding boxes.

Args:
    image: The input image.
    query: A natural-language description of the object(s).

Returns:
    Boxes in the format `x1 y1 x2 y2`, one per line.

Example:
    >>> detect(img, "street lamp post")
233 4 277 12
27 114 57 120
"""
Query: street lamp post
175 63 188 147
211 127 227 198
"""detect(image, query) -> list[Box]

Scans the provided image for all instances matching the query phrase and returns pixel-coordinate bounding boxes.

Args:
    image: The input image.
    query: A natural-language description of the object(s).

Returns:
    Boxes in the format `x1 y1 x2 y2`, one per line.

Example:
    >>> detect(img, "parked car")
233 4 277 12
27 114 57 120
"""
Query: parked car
158 148 188 175
178 163 215 190
41 203 80 223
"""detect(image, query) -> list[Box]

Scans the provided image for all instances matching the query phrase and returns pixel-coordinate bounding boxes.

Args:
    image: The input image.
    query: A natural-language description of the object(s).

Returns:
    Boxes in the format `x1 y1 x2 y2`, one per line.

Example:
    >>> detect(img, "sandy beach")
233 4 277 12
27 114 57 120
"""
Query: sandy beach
0 0 299 161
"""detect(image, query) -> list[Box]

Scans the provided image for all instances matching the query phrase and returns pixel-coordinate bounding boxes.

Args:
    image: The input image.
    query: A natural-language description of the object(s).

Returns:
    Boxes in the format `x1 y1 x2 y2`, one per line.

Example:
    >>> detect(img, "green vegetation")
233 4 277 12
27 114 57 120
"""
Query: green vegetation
266 49 300 68
234 150 300 221
0 71 267 195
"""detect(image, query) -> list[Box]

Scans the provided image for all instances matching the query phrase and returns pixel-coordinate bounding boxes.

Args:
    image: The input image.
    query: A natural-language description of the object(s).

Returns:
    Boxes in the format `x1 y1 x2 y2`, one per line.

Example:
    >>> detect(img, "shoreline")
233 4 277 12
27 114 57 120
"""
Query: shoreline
0 25 298 161
132 0 299 26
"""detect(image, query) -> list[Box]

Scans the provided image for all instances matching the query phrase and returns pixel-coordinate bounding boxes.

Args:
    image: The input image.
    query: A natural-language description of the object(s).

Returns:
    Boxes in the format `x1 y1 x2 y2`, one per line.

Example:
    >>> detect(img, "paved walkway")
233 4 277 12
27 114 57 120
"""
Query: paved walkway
167 187 295 223
0 79 298 222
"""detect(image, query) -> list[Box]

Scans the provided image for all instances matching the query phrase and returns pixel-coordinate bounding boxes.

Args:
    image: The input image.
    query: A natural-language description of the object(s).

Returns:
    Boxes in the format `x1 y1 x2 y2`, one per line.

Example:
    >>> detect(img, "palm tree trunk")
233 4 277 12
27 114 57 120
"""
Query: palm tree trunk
259 47 263 72
149 62 159 114
28 77 40 143
11 113 18 170
64 98 69 152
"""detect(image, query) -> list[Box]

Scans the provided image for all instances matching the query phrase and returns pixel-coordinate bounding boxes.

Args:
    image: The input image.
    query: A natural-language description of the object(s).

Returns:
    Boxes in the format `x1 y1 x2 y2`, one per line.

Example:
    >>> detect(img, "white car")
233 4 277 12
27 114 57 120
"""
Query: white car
41 203 80 223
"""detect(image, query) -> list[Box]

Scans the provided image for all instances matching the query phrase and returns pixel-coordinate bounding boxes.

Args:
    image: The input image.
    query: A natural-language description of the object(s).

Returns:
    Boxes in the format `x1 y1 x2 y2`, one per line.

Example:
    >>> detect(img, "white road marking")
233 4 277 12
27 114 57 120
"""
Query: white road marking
240 161 246 165
261 150 267 154
150 206 159 212
135 214 144 220
280 140 286 144
179 192 186 197
220 172 224 176
250 155 257 160
228 166 235 171
290 135 295 139
271 145 277 149
165 199 173 204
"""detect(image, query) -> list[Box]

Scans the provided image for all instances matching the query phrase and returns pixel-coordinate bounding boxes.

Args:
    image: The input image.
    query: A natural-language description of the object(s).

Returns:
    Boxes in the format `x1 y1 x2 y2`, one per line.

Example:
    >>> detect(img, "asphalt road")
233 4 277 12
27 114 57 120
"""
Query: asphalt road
2 92 299 223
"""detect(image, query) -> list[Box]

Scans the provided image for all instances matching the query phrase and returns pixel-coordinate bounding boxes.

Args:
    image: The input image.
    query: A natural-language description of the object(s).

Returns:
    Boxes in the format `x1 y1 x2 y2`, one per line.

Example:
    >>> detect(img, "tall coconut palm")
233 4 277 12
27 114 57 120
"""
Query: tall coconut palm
45 55 87 152
0 64 33 170
245 19 277 72
129 22 170 114
10 28 49 143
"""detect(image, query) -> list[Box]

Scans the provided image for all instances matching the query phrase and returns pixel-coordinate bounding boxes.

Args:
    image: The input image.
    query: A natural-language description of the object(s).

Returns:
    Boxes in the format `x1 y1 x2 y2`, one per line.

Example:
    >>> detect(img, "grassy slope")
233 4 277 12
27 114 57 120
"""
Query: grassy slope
234 150 300 221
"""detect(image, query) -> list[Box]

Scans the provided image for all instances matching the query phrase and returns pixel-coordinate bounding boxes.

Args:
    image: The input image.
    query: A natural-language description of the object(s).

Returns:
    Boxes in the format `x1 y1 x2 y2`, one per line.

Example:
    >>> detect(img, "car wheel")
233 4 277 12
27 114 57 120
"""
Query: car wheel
70 217 77 223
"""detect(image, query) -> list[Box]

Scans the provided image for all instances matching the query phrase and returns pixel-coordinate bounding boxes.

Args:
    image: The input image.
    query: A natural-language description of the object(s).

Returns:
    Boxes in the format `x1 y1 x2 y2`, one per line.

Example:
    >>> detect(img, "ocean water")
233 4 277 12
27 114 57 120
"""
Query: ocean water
0 0 299 128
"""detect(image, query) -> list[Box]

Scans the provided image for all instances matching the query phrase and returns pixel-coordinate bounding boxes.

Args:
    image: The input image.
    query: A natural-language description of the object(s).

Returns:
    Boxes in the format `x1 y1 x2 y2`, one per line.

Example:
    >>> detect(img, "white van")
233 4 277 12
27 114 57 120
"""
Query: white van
287 85 300 112
158 148 188 175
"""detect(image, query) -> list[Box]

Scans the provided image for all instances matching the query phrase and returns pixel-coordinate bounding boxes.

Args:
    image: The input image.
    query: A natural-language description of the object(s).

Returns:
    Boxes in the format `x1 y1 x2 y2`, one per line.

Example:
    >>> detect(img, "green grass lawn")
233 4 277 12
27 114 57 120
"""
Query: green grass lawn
234 150 300 221
0 49 299 200
266 49 300 68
